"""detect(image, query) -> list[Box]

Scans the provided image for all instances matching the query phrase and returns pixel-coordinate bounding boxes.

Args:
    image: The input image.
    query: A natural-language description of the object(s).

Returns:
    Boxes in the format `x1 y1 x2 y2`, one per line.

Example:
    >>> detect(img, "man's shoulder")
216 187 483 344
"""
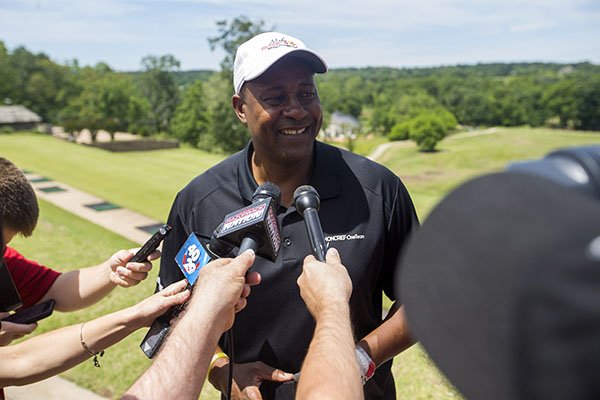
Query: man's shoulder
176 150 244 207
317 142 400 188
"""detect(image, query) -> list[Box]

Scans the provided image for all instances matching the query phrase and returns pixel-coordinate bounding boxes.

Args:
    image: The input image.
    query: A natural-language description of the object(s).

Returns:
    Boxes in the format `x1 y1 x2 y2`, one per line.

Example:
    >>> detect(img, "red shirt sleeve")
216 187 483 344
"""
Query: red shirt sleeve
3 246 61 307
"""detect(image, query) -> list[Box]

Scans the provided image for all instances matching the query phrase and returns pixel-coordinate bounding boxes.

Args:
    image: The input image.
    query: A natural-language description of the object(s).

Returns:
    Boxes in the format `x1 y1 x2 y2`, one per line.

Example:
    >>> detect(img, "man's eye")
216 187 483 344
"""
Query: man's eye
300 92 316 100
265 95 286 105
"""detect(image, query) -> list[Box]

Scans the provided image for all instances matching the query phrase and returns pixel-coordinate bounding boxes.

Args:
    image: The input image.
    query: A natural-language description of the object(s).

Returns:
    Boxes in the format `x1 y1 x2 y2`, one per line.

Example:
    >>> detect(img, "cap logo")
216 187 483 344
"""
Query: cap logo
261 37 298 51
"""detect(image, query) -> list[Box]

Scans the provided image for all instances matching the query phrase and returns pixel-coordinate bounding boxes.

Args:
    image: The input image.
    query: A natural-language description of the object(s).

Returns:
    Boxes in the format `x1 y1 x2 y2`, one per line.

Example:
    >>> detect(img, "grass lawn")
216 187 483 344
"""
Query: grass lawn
3 127 599 399
377 127 600 219
0 133 225 221
321 134 389 157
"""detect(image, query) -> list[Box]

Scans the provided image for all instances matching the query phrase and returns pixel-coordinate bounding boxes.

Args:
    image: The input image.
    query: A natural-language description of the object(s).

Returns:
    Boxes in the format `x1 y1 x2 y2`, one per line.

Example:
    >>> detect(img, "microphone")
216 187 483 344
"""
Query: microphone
205 222 235 259
140 182 282 358
293 185 327 261
216 182 282 260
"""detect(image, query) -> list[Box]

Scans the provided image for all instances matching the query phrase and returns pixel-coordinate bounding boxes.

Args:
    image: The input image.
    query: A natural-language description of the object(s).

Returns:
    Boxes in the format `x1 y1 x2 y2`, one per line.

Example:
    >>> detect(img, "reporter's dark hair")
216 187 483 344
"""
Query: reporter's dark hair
0 157 38 236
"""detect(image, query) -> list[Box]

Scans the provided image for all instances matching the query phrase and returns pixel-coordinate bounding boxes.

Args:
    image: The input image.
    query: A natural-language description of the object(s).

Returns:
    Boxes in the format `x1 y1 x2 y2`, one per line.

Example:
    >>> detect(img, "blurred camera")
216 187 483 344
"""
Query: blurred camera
507 145 600 199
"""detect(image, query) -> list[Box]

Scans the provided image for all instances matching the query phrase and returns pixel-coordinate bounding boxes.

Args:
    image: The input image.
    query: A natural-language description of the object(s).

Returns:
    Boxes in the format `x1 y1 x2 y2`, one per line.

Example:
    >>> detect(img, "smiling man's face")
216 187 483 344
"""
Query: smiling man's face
235 56 323 166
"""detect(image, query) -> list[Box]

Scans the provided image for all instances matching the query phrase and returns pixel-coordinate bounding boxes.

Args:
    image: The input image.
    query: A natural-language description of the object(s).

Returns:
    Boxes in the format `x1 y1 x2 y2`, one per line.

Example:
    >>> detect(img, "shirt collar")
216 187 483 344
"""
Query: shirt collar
237 140 341 204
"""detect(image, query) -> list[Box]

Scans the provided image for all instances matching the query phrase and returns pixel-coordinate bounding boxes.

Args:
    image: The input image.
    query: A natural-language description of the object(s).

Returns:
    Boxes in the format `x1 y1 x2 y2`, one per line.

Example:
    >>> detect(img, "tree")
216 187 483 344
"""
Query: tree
203 73 249 152
171 80 210 146
207 16 269 74
543 79 579 129
577 75 600 130
201 16 268 153
59 67 136 141
138 55 181 134
0 41 17 102
408 112 452 152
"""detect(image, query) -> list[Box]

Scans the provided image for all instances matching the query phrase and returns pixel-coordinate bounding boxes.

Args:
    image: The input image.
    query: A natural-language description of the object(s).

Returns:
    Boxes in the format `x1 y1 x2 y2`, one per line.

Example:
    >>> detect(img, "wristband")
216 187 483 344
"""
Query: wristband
209 351 229 372
355 346 376 384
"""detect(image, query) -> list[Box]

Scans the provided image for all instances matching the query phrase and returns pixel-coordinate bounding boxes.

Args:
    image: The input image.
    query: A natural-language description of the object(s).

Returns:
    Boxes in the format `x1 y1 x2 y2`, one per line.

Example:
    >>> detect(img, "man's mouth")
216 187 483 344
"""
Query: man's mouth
280 127 307 136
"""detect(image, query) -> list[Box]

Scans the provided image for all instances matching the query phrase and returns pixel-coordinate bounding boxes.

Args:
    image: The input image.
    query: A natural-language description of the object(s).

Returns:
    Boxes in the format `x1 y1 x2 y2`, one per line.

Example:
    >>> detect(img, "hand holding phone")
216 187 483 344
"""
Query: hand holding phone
111 225 172 288
130 225 172 263
2 299 55 325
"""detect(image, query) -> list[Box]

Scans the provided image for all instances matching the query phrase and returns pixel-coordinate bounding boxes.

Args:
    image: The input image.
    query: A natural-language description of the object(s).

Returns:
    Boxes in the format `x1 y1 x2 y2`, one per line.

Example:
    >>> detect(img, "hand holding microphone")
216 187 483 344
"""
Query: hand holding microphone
298 248 352 317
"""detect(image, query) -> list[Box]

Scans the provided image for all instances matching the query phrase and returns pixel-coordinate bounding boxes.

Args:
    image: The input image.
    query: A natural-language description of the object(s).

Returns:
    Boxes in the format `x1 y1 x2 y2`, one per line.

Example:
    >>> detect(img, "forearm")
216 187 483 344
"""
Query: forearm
358 303 415 367
0 307 138 387
297 302 363 400
42 263 115 311
125 310 222 399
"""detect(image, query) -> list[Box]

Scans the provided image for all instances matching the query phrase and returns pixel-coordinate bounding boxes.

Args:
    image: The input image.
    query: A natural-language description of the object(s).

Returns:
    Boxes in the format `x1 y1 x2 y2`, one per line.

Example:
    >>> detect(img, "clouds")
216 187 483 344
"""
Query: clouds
0 0 598 70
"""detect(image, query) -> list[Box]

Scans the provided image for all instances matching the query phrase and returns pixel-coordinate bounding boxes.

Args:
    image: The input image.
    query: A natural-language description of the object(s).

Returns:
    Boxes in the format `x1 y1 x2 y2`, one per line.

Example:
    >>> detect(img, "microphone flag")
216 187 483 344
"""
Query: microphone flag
175 232 211 286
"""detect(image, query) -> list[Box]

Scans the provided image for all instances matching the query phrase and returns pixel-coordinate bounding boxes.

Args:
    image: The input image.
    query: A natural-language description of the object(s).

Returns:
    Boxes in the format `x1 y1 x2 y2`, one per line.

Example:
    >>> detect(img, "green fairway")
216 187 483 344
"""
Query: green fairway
0 133 225 221
378 127 600 219
2 127 599 399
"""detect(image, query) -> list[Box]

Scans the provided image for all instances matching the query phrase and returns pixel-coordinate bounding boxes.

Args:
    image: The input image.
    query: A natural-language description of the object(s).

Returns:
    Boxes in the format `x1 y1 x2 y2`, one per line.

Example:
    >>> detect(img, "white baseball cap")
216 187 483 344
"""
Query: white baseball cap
233 31 328 94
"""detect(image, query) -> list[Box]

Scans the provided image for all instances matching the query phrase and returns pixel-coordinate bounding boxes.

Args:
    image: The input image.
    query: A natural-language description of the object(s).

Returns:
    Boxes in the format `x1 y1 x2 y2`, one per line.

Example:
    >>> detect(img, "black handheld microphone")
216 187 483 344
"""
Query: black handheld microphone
205 222 235 259
293 185 328 261
216 182 282 260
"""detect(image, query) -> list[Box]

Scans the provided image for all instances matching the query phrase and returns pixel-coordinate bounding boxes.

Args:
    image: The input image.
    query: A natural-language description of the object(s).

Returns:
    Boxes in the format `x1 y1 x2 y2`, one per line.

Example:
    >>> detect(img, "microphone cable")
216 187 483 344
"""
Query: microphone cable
226 329 234 400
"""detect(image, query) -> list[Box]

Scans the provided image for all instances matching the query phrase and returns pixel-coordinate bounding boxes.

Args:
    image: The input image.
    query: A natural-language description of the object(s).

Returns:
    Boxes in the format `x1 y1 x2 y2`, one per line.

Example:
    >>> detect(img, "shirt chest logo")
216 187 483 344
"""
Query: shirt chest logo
325 233 366 242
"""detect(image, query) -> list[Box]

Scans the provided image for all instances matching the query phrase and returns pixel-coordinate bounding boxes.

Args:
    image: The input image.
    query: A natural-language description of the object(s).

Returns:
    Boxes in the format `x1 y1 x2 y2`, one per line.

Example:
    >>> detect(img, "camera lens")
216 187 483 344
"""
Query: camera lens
507 145 600 199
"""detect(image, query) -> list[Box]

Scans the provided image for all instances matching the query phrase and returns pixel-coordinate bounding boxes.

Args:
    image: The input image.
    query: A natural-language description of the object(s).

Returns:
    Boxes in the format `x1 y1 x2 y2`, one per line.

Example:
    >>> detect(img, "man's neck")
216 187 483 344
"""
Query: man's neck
251 151 314 207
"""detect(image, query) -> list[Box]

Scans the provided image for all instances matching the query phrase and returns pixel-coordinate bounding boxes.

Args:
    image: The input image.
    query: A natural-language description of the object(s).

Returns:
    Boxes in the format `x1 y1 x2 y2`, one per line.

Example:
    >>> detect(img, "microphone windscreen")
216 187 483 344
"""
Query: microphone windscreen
398 171 600 400
253 181 281 205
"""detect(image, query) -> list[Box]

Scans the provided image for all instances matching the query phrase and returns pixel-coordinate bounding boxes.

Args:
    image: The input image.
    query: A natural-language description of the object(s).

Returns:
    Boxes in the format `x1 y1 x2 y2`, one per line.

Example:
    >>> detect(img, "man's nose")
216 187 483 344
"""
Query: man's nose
283 96 308 119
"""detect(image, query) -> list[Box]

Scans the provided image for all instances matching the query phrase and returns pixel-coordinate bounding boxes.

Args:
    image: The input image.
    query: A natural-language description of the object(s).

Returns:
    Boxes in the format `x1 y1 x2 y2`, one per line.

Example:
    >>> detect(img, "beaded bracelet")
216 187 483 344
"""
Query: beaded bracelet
79 322 105 368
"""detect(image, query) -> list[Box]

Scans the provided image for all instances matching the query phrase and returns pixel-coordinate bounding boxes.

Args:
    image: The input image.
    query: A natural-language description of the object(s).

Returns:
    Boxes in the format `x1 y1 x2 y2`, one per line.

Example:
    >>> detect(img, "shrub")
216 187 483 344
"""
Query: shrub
409 112 449 152
388 120 411 141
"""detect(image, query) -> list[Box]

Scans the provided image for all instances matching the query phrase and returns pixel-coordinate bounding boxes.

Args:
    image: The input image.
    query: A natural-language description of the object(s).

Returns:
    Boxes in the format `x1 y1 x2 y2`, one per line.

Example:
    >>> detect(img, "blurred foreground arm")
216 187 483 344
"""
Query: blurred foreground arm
296 248 363 400
0 280 189 387
124 250 259 400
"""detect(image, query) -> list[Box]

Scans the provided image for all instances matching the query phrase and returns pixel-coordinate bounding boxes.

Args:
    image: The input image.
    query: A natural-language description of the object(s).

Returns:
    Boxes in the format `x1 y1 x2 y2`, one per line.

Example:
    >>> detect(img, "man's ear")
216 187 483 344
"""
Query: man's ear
232 94 247 124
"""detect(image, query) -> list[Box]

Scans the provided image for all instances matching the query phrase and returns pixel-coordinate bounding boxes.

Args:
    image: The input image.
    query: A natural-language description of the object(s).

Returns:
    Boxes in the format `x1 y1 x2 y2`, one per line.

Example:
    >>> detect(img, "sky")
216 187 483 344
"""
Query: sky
1 0 599 72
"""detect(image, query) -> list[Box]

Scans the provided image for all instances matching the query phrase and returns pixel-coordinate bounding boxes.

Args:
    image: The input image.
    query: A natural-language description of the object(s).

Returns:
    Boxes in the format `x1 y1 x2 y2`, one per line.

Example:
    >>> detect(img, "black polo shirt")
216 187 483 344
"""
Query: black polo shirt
158 140 418 399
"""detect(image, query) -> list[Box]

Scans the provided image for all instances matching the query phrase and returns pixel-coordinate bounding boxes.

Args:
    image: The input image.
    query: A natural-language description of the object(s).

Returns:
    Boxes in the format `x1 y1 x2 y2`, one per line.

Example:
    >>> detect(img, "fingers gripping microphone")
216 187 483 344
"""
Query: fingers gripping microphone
216 182 282 260
293 185 328 261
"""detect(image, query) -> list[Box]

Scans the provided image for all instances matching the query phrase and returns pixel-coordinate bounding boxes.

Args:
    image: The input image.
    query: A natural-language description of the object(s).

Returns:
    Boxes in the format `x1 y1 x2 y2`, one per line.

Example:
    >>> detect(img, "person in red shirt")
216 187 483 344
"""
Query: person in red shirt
0 157 155 345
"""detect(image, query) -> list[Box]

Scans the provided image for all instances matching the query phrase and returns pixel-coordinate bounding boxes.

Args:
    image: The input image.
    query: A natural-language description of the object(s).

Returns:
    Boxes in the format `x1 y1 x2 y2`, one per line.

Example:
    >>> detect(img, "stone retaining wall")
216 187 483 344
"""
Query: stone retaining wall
87 139 179 152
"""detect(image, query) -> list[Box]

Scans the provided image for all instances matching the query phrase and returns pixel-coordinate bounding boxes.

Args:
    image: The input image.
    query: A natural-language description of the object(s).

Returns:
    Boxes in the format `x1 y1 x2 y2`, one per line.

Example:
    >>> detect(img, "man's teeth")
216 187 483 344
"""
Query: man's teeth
281 127 306 135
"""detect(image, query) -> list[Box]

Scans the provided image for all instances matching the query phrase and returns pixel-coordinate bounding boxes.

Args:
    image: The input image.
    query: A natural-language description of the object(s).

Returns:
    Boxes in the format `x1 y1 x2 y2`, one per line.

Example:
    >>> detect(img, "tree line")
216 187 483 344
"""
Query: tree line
1 17 598 152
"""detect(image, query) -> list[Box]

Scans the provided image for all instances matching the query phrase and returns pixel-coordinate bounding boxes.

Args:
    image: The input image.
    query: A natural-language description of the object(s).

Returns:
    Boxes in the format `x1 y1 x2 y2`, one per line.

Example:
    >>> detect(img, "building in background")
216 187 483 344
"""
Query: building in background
0 105 43 131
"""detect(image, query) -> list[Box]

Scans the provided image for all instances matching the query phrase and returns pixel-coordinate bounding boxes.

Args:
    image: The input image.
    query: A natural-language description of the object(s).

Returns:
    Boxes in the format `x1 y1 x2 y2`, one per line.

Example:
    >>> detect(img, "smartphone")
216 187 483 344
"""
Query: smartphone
130 225 172 263
0 259 22 312
3 299 55 325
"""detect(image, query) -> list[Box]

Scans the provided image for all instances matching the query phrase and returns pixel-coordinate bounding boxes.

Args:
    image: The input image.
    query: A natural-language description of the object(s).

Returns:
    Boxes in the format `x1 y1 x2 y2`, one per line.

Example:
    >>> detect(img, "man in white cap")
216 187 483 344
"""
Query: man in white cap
157 31 418 399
